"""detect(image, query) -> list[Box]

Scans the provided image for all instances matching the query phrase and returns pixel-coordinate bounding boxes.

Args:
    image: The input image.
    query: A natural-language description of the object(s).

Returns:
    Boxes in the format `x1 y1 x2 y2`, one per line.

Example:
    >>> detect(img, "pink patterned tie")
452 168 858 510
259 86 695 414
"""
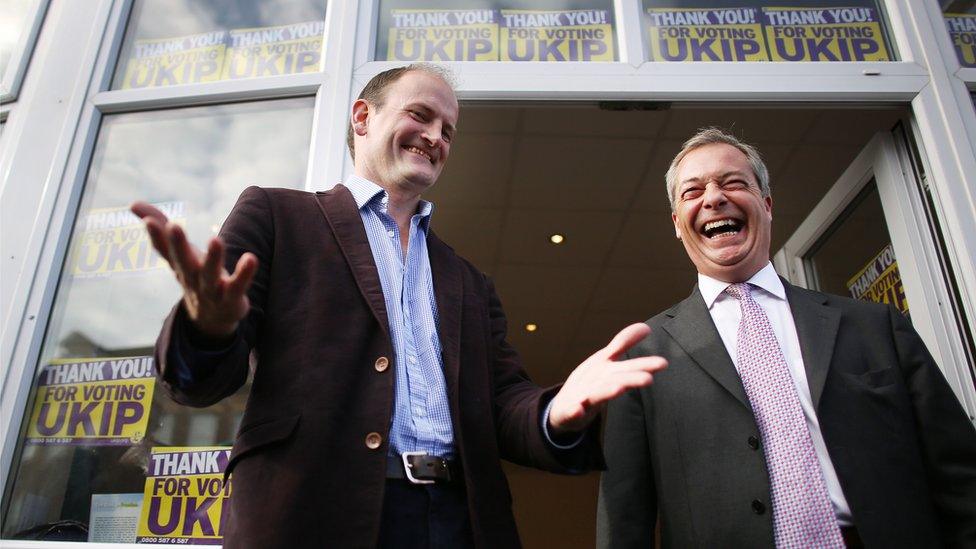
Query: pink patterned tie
725 283 844 548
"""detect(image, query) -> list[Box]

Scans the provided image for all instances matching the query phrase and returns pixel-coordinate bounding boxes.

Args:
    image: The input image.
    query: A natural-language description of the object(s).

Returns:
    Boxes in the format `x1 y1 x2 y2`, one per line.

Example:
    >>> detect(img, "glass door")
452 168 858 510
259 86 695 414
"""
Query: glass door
774 131 976 420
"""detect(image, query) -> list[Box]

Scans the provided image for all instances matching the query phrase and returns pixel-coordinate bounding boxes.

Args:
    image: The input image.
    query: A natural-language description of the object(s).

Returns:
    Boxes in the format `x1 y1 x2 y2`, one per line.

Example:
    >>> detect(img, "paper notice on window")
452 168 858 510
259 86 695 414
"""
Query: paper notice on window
388 9 499 61
945 14 976 68
26 356 156 446
846 243 908 315
121 32 227 89
89 493 143 543
222 20 324 79
500 9 615 62
137 447 232 545
762 6 890 61
71 202 184 279
647 7 768 61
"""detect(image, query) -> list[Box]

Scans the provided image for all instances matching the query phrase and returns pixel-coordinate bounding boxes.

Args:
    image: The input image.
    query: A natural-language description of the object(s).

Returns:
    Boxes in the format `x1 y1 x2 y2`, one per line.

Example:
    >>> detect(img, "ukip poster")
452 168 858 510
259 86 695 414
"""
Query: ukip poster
137 447 232 544
762 6 890 62
647 7 768 62
945 13 976 68
500 9 615 62
26 356 156 446
387 9 499 61
120 32 227 90
847 243 908 315
222 20 324 79
71 202 184 279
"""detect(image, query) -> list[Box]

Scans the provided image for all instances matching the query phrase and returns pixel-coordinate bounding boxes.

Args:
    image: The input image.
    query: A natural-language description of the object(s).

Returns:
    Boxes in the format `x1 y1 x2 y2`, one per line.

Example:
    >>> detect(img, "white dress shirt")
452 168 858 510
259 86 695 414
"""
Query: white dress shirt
698 262 853 525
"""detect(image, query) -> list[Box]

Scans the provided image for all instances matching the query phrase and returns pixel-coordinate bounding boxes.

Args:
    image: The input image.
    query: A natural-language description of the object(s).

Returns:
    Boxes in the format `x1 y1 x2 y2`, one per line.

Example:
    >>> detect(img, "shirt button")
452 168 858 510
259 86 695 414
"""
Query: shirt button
409 356 417 365
751 499 766 515
748 436 760 450
374 357 389 372
365 432 383 450
387 230 395 238
415 408 426 417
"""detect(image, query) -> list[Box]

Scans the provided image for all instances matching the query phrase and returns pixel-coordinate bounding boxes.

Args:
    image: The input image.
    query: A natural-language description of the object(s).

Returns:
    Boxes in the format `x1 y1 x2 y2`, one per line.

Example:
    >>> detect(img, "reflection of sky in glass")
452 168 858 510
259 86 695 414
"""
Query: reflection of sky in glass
111 0 327 89
41 98 314 364
0 0 31 74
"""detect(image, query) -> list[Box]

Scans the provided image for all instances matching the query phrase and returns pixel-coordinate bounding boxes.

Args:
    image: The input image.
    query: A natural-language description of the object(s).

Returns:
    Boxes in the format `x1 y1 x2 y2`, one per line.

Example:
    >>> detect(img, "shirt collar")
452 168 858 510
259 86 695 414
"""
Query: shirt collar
697 262 785 308
343 175 434 232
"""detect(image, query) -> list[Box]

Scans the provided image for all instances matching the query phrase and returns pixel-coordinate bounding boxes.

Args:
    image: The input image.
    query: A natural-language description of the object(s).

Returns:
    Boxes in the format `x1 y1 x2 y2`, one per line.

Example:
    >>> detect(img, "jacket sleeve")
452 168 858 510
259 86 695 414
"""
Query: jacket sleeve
154 186 274 407
891 306 976 546
485 276 604 473
597 375 658 549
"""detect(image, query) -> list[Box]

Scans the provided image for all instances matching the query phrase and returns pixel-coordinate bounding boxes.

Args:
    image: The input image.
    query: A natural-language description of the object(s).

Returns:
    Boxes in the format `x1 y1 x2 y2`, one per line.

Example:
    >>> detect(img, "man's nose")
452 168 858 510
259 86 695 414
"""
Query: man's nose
421 121 443 147
702 183 727 208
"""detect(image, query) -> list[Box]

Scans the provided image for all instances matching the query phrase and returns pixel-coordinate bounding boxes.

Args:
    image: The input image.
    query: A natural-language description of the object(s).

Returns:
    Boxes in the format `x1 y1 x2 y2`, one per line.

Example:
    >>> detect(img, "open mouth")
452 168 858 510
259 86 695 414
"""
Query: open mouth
405 145 433 164
702 218 743 239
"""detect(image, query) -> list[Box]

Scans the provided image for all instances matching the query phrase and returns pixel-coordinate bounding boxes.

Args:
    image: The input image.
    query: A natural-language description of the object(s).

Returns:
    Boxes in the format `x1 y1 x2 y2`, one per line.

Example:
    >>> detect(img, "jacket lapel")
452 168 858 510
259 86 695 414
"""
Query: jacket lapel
784 281 840 410
314 184 390 334
426 231 462 405
662 287 751 409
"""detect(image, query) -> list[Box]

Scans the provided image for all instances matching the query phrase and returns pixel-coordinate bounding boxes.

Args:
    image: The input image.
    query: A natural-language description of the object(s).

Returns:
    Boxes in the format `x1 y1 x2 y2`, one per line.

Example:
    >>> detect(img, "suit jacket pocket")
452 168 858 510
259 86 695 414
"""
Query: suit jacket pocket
843 367 899 389
224 413 301 482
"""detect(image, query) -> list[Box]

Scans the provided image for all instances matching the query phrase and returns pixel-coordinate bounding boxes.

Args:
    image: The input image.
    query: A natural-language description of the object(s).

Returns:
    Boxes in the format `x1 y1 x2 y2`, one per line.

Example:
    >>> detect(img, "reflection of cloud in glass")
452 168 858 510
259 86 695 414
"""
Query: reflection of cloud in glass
45 98 314 356
0 0 31 72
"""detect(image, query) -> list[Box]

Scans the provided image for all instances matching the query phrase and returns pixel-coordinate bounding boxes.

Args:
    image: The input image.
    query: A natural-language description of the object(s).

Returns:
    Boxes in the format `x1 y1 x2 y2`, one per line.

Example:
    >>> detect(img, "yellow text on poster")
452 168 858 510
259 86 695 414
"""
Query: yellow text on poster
763 7 890 62
847 243 908 315
121 32 226 89
501 10 614 62
387 9 498 61
72 202 184 278
647 8 768 62
223 20 324 79
137 447 232 544
27 357 156 445
945 14 976 67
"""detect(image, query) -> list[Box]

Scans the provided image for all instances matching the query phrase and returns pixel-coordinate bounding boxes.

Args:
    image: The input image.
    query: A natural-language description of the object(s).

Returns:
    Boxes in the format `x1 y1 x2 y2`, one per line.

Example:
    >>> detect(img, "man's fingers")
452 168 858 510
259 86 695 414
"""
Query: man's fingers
226 253 258 298
141 217 172 264
613 356 668 374
200 238 225 295
602 323 651 360
167 223 203 285
130 201 168 225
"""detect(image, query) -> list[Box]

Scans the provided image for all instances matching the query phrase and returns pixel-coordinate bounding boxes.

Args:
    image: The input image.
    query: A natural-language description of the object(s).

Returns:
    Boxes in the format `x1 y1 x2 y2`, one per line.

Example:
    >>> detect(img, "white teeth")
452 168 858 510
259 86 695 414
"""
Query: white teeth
406 146 431 162
704 219 737 232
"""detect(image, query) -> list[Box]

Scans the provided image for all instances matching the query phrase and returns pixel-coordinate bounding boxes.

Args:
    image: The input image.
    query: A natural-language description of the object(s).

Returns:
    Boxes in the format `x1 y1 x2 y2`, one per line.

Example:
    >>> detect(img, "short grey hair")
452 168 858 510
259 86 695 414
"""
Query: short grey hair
347 63 457 161
665 127 770 211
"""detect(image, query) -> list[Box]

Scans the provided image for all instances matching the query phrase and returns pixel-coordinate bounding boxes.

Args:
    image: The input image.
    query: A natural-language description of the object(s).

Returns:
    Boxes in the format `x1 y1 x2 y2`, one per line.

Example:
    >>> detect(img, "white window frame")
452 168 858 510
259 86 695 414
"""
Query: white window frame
1 0 50 102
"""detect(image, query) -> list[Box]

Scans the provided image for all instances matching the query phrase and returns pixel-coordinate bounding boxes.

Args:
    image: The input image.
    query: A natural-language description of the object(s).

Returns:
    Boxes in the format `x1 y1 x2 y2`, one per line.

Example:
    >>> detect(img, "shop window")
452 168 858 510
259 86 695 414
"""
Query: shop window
0 0 32 76
110 0 328 90
375 0 617 62
642 0 894 62
942 1 976 68
1 97 314 543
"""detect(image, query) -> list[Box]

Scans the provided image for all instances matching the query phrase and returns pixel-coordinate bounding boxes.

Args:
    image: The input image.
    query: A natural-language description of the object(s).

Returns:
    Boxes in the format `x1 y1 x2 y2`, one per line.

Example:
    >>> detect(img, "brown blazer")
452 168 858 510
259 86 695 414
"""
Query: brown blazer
154 185 602 548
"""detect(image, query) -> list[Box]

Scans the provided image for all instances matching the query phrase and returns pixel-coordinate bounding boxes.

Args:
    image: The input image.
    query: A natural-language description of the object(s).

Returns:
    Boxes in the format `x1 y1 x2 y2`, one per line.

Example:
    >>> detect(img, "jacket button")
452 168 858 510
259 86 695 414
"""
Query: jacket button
748 436 760 450
752 499 766 515
374 357 389 372
365 432 382 450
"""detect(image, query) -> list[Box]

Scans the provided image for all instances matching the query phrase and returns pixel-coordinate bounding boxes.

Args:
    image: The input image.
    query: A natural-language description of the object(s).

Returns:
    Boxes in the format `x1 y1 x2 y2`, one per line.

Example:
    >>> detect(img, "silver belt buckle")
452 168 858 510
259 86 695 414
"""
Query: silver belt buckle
401 451 434 485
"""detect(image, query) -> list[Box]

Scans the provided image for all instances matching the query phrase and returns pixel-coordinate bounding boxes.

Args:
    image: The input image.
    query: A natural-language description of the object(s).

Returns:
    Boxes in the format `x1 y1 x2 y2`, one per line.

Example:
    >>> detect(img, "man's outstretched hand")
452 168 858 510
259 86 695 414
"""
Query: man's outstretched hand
548 323 665 435
131 201 257 338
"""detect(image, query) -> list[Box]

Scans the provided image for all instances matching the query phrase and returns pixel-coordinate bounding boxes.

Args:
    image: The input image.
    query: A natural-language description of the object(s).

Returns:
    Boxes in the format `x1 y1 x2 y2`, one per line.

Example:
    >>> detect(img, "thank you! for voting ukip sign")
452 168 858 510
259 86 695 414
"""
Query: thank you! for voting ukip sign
847 243 908 315
138 447 232 544
386 9 615 62
647 5 889 62
27 356 155 445
121 20 323 89
72 202 184 278
945 14 976 68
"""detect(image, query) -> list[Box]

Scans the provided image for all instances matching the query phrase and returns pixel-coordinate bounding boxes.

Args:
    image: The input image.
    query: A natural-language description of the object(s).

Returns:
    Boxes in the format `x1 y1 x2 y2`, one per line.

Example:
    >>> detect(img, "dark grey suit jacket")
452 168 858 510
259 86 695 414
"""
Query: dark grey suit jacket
597 282 976 548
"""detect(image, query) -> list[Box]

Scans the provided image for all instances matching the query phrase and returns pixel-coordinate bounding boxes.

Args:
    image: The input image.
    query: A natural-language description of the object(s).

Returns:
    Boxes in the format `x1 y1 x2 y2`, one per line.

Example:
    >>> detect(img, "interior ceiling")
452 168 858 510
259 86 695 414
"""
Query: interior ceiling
426 103 905 386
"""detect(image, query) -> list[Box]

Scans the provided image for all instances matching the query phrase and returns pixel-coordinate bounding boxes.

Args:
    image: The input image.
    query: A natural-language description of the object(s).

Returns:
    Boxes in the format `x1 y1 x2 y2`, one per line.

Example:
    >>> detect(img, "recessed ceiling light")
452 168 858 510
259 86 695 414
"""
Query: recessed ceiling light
549 234 564 244
525 323 538 332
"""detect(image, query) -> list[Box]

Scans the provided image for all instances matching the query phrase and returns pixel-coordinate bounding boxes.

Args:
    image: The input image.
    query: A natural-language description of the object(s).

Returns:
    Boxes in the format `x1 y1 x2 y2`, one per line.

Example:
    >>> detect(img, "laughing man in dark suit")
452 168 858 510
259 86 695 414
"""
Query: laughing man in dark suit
597 127 976 549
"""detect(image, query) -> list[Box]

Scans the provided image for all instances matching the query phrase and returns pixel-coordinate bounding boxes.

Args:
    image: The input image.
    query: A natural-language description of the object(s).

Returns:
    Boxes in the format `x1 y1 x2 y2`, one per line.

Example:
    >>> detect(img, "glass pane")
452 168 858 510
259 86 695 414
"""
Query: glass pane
1 97 314 543
0 0 31 75
806 181 909 316
111 0 328 90
375 0 617 62
642 0 894 62
942 1 976 68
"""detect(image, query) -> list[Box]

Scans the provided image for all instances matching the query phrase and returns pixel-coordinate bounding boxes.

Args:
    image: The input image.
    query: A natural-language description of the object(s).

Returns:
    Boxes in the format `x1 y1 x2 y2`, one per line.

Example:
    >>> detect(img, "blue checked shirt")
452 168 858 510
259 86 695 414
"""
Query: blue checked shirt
344 176 455 459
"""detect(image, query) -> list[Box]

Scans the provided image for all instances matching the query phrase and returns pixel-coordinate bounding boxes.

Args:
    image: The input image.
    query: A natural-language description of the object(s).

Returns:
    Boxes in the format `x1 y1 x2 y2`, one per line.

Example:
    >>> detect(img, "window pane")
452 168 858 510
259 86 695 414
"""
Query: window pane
0 0 31 75
111 0 327 90
643 0 894 62
942 1 976 68
375 0 617 62
1 98 314 543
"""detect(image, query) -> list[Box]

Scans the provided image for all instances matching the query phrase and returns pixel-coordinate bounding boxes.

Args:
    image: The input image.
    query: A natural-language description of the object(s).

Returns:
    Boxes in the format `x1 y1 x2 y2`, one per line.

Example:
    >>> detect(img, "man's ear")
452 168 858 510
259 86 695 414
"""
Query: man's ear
351 99 370 136
671 212 682 240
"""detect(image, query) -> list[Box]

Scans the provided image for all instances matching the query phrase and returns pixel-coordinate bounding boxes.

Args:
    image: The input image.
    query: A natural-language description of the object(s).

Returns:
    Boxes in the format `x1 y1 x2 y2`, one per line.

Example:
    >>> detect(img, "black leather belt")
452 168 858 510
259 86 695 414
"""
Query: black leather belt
386 452 459 484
